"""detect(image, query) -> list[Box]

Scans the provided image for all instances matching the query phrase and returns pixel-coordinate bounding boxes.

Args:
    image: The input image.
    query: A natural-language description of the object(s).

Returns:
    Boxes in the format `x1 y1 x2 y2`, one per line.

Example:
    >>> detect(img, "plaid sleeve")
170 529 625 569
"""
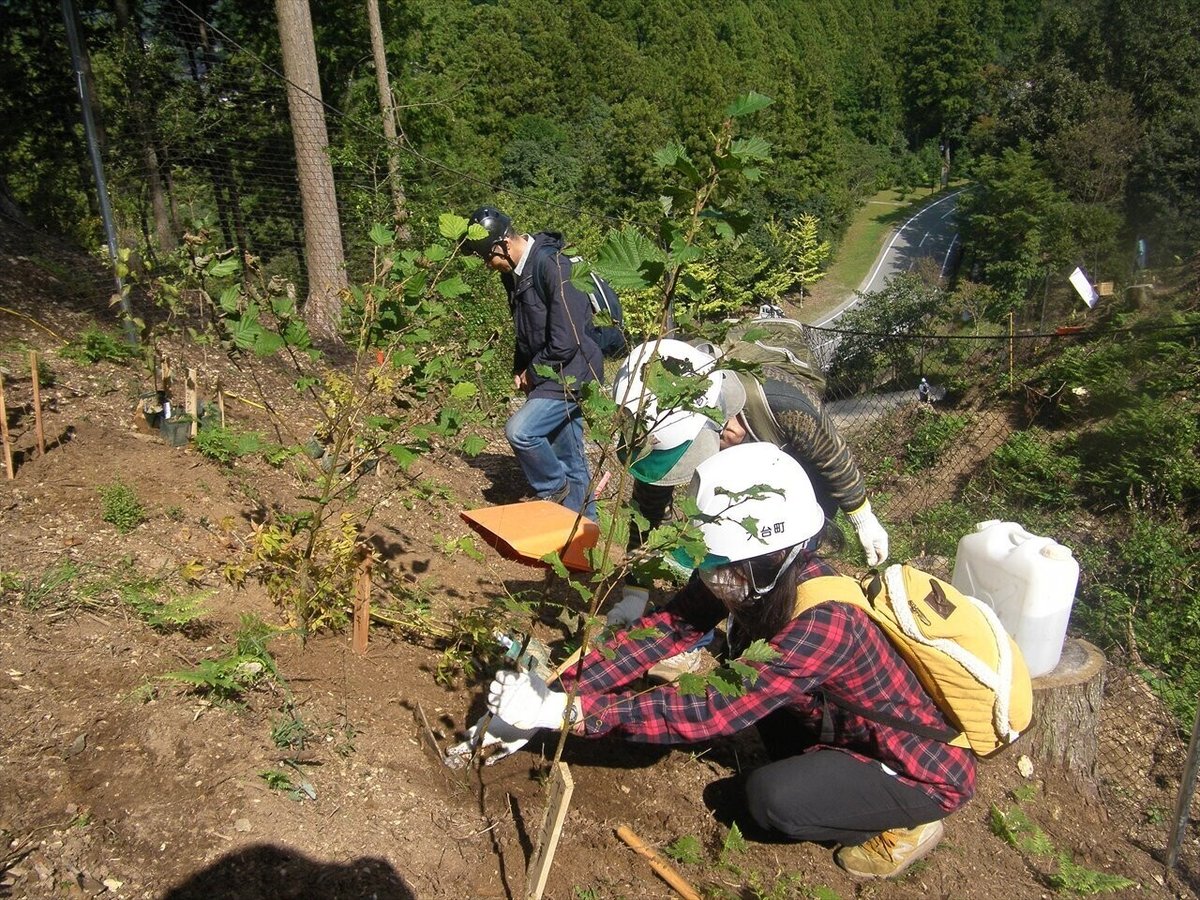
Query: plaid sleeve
571 590 975 813
556 579 727 695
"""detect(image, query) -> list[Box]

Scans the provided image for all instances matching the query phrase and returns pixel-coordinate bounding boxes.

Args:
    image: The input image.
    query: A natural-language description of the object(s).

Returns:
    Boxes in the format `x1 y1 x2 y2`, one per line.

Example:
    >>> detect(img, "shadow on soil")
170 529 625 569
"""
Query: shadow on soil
160 843 415 899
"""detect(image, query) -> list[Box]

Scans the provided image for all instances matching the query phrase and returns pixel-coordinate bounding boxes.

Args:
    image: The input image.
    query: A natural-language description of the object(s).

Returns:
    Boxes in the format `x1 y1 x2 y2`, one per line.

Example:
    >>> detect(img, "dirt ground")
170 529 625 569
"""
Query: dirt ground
1 229 1198 899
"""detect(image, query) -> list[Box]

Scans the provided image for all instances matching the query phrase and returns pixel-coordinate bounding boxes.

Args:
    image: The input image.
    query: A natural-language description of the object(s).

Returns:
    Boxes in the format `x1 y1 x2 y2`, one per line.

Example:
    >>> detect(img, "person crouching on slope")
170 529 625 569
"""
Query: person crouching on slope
475 442 974 879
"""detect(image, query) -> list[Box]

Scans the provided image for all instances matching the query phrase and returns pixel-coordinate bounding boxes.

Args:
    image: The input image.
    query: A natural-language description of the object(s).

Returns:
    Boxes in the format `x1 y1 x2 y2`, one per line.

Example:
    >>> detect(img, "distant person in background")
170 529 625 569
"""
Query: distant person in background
917 377 931 404
465 206 602 519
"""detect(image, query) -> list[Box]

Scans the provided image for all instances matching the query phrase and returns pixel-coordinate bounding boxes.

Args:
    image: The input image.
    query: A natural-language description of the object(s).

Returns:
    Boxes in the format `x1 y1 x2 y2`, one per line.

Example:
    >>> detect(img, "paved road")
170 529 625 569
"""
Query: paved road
812 188 964 328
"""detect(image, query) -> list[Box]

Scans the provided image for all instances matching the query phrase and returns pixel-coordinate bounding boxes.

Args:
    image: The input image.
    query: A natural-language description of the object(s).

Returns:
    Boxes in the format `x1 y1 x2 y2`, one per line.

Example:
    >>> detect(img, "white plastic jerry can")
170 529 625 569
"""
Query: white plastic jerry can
951 520 1081 678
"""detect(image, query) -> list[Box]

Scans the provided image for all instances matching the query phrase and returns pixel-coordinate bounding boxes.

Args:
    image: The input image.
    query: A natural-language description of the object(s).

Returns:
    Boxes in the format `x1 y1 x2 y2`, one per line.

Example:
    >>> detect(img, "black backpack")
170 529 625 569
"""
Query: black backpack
535 242 627 358
580 267 626 358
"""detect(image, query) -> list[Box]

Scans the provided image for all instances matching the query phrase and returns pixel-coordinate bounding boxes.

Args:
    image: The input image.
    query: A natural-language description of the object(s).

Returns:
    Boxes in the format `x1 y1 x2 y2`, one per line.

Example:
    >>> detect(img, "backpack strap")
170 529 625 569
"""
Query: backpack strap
733 371 788 448
794 575 965 746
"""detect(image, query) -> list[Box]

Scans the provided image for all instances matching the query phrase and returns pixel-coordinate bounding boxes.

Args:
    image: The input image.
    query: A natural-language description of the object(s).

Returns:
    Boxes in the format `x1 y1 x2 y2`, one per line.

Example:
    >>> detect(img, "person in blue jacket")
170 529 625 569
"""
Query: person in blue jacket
465 206 603 519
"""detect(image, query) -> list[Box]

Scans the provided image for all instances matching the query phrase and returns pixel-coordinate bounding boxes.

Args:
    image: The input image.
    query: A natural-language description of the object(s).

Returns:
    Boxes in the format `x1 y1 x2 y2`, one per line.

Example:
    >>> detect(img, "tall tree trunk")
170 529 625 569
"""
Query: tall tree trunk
365 0 410 241
275 0 348 345
113 0 176 254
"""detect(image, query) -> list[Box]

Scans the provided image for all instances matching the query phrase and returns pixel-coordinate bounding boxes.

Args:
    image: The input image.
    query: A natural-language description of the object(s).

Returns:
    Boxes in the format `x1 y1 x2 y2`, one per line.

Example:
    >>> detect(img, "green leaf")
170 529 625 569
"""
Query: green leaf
449 382 477 399
664 835 704 865
436 276 471 298
461 435 487 457
369 223 394 246
652 142 687 168
424 244 449 262
208 257 241 278
542 552 570 579
675 672 707 696
270 294 295 318
628 626 664 641
439 213 469 239
725 91 773 119
708 673 741 698
595 227 666 291
729 135 773 163
739 639 780 664
726 659 760 684
254 331 285 356
387 444 420 469
218 286 240 314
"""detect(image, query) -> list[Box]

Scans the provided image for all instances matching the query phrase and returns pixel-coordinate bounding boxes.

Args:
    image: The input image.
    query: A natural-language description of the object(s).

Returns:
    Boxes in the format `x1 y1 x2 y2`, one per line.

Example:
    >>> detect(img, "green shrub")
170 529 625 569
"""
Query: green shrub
904 412 969 472
61 327 139 365
99 480 147 533
1073 509 1200 723
1077 398 1200 507
982 429 1080 507
194 425 266 465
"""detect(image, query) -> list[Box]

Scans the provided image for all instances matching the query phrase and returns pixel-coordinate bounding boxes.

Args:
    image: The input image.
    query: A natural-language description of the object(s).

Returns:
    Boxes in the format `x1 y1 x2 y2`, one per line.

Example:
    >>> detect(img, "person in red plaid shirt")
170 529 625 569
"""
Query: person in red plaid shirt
473 442 975 879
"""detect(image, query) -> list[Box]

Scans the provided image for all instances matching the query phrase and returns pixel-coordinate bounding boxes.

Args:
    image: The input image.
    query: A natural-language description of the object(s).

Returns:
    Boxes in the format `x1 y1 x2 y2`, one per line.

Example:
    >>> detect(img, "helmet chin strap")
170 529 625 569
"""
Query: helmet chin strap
747 543 805 598
487 237 517 269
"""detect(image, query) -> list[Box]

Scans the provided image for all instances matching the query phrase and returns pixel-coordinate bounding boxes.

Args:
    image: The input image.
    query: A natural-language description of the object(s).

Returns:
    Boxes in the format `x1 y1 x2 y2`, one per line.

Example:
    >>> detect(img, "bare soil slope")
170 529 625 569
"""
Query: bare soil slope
0 225 1193 899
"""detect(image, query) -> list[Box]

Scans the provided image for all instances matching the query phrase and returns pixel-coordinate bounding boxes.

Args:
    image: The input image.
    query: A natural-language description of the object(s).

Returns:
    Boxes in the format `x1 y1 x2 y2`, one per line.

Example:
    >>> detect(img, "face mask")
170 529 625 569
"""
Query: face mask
699 544 806 608
698 563 752 608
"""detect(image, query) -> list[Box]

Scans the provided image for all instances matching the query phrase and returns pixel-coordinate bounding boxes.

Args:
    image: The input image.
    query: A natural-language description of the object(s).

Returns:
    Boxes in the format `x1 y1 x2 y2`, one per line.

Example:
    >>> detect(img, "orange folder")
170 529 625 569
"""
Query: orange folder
461 500 600 572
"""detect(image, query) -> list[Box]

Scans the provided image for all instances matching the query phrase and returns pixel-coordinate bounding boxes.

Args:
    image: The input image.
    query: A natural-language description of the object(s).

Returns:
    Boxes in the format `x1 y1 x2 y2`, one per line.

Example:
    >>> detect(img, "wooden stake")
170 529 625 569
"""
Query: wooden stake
616 825 701 900
28 351 45 456
216 377 226 428
185 368 199 437
352 553 372 654
0 373 13 479
524 762 574 900
160 354 172 399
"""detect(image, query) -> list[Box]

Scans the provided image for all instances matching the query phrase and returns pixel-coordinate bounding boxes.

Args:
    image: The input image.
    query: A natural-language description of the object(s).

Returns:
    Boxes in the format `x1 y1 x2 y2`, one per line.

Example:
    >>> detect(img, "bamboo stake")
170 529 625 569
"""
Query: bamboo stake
525 762 574 900
616 825 701 900
0 373 13 479
28 351 45 456
185 368 199 437
352 553 372 654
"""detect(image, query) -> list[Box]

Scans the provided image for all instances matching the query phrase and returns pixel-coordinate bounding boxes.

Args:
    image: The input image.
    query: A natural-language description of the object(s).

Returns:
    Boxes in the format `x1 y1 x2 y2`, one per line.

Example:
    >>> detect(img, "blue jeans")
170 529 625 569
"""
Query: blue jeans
505 396 597 520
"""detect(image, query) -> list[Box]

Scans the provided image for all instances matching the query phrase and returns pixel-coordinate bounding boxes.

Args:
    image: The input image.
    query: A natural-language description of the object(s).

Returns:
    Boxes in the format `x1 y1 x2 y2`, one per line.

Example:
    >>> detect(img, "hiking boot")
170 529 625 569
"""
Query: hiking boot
544 482 571 505
835 820 944 879
647 649 703 683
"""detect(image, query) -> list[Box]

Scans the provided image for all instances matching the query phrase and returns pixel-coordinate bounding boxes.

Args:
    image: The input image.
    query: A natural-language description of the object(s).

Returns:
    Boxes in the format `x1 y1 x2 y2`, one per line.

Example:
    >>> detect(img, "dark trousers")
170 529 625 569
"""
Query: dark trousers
746 711 947 846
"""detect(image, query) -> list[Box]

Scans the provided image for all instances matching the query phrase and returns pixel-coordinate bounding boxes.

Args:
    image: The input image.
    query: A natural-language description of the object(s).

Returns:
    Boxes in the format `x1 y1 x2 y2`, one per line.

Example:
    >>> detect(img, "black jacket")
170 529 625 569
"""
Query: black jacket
502 232 603 401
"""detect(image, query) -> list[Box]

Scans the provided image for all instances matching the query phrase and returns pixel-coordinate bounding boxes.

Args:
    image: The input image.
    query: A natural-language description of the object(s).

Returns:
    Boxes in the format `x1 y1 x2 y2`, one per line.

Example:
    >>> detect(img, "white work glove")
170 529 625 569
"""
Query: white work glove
848 501 889 566
606 585 650 628
486 669 570 731
444 713 537 768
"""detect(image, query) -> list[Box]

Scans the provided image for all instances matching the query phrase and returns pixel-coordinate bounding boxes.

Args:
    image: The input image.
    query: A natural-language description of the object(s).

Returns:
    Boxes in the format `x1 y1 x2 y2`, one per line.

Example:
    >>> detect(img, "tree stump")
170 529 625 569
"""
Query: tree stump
1016 638 1106 800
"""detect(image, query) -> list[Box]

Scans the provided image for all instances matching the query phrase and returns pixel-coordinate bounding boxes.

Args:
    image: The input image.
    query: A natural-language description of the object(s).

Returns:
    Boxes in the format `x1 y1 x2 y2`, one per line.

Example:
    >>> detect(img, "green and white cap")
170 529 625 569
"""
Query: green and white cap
613 339 746 486
673 442 824 569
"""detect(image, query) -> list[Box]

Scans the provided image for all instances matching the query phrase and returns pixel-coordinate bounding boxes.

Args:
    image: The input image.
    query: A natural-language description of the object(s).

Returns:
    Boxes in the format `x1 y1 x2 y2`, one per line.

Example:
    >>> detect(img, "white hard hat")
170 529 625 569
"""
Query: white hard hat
673 443 824 568
613 339 746 486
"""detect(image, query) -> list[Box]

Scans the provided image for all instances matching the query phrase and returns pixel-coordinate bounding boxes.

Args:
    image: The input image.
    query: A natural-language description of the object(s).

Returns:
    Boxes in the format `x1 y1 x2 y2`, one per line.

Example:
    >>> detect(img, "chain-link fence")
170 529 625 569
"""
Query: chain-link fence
5 0 1200 888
